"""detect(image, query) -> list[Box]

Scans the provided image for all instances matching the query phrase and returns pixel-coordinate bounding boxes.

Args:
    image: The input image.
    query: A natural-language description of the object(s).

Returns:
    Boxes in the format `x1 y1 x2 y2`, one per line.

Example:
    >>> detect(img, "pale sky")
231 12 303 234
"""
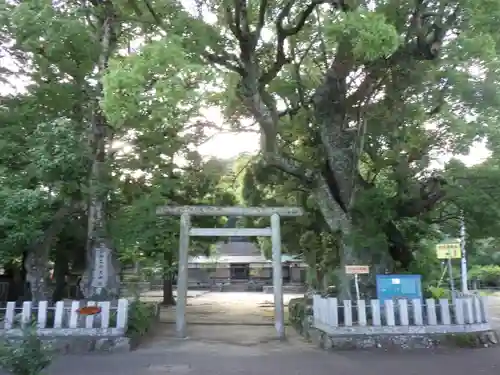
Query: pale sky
199 125 490 166
198 132 260 159
196 107 260 159
199 114 490 168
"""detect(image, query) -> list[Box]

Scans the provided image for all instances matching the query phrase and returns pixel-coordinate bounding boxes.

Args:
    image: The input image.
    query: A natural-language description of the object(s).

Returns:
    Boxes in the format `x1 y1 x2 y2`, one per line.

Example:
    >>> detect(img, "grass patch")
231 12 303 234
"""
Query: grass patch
443 333 480 348
0 325 54 375
478 289 500 296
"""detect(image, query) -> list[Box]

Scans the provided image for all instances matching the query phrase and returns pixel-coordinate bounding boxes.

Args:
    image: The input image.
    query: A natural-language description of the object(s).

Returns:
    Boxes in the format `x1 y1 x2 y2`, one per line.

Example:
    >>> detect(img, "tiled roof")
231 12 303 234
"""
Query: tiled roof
188 254 303 264
189 255 269 264
215 241 261 256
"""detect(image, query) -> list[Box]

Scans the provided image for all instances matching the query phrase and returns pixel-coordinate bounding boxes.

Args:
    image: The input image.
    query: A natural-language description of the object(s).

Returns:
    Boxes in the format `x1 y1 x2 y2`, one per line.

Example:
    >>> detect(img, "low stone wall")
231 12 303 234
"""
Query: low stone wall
0 300 160 354
289 297 499 350
263 284 307 294
48 336 131 353
1 335 131 354
308 325 499 350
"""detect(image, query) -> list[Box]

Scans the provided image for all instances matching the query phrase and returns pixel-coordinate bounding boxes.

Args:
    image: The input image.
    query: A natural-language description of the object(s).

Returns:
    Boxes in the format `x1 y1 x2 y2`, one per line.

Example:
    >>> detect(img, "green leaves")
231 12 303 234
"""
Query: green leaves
0 187 50 261
102 37 209 128
325 9 400 61
0 324 54 375
8 1 96 79
28 119 88 187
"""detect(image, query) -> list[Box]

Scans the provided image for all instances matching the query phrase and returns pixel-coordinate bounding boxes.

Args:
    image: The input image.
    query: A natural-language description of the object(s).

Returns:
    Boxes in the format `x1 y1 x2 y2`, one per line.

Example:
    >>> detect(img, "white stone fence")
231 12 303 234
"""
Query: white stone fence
313 295 490 335
0 299 129 337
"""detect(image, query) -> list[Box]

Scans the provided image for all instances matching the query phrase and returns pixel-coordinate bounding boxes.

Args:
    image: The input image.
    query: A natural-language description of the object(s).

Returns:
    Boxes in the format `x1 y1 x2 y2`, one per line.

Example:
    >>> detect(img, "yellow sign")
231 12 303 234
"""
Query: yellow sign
436 241 461 259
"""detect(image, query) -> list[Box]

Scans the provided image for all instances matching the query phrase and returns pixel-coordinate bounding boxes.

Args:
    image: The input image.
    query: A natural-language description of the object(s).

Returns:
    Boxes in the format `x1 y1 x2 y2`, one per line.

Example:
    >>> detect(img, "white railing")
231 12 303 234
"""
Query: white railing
313 295 490 335
0 299 129 337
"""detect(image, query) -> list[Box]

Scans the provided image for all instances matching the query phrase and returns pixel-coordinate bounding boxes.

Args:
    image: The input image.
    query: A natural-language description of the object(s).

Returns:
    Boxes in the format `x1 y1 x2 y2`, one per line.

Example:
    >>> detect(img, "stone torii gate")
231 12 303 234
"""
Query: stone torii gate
156 205 304 340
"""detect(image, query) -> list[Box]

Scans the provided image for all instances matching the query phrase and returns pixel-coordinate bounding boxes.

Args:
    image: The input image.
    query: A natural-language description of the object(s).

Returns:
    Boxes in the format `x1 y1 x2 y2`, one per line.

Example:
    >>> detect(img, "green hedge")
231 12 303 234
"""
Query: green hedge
109 300 159 349
469 265 500 287
126 300 159 339
288 297 306 330
0 325 54 375
425 286 451 299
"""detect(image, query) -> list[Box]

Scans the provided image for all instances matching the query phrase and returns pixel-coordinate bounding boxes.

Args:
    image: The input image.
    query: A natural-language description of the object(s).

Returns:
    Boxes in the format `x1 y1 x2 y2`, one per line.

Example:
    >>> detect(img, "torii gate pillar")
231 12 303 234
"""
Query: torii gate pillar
156 206 304 340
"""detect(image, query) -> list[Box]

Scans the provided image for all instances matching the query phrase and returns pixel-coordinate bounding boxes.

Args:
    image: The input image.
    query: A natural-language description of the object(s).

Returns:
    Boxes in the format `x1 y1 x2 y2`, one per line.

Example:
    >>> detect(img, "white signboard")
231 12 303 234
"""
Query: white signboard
91 245 109 289
345 265 370 275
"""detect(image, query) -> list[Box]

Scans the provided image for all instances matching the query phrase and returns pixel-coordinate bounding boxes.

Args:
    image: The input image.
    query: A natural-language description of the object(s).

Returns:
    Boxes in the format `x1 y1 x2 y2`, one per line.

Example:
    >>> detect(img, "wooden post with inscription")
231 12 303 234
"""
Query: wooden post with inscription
156 206 303 340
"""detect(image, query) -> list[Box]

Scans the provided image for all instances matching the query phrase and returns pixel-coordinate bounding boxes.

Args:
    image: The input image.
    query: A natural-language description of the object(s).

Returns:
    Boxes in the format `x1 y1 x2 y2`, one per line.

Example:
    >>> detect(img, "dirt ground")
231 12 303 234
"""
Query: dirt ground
157 291 301 324
144 291 303 345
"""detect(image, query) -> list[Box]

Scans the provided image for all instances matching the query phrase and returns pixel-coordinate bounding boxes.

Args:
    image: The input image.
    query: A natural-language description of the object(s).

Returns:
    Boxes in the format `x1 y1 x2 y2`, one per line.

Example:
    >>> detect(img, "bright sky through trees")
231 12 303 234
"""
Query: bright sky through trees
0 17 489 166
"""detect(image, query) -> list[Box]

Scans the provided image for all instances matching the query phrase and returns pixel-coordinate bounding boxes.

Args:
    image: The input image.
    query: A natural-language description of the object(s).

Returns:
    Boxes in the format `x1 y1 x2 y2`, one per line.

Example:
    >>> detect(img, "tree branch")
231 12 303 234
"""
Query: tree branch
224 3 242 39
202 50 244 74
259 0 346 85
137 0 163 26
396 175 448 218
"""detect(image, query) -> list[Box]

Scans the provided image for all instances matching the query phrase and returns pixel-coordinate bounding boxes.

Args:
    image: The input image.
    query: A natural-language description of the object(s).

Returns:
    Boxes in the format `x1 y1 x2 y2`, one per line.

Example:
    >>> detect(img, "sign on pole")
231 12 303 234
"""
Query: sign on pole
436 240 460 303
345 265 370 274
345 265 369 301
436 240 461 259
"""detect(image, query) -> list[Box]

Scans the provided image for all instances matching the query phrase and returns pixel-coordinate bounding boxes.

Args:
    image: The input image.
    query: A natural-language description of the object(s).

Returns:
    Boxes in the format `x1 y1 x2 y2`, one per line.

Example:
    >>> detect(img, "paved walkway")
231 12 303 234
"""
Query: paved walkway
487 295 500 329
14 292 500 374
47 339 500 375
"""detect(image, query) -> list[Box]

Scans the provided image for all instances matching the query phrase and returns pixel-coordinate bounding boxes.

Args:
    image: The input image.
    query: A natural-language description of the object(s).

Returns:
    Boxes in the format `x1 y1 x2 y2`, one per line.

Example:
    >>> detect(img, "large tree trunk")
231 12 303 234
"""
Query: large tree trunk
25 205 76 303
24 252 48 303
52 246 69 302
162 252 176 305
231 13 362 300
81 2 120 300
162 276 175 306
311 180 354 299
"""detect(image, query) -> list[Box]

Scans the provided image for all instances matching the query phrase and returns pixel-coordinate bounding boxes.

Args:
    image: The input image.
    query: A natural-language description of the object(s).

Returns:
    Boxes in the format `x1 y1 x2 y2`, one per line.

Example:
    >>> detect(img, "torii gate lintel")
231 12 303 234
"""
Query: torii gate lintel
157 206 304 340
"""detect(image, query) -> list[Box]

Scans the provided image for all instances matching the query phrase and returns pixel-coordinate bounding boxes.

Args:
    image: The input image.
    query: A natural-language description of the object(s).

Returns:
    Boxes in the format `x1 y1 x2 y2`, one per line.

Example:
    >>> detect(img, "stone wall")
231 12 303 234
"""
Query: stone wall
1 335 130 355
0 301 161 354
308 326 499 350
48 336 131 353
288 297 499 350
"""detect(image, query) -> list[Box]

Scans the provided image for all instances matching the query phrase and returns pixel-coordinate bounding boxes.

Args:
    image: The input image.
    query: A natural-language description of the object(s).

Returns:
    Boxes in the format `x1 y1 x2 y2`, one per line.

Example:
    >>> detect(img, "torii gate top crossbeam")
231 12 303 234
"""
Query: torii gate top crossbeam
156 205 303 217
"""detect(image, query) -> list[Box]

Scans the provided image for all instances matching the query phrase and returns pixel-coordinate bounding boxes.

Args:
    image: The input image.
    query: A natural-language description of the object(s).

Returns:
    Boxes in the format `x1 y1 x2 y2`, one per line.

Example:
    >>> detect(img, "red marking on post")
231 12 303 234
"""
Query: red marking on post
77 306 101 315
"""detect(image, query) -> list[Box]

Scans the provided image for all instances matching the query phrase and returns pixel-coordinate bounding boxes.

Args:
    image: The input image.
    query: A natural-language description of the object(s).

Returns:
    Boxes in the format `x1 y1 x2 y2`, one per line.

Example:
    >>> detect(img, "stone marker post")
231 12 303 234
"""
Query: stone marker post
81 242 120 300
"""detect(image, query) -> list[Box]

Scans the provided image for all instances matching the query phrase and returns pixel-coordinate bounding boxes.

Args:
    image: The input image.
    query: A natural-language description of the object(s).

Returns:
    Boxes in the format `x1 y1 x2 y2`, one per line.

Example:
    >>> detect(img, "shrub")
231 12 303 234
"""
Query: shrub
126 301 158 338
469 265 500 287
0 325 54 375
427 286 451 299
444 333 480 348
288 297 306 330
